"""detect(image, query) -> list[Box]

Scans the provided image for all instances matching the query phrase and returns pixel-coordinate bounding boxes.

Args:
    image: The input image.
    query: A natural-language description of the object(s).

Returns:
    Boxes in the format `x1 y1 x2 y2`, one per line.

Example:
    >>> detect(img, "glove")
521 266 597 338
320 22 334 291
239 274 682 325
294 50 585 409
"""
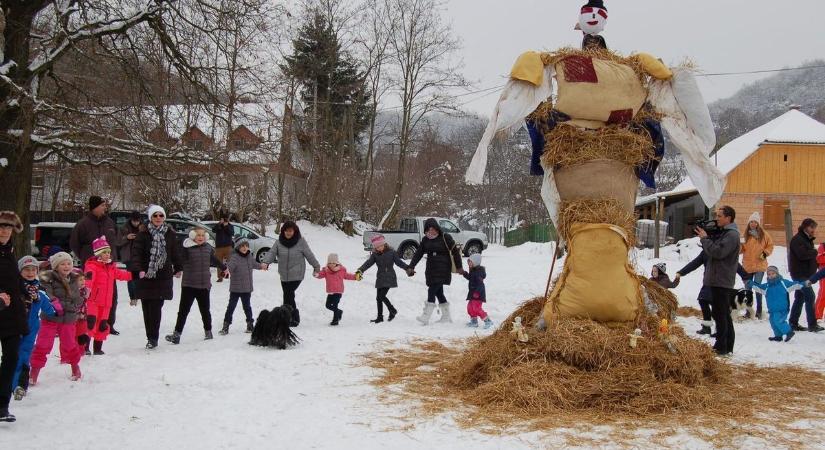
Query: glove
98 319 109 332
406 268 415 277
86 315 97 330
355 271 363 281
129 299 138 306
51 299 64 316
77 334 90 346
139 271 146 279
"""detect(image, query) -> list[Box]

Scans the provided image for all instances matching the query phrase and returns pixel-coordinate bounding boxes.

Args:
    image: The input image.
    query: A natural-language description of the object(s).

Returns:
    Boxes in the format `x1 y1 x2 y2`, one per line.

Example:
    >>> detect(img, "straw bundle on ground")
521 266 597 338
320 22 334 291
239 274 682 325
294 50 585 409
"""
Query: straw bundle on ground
541 123 654 169
363 296 825 447
556 198 637 244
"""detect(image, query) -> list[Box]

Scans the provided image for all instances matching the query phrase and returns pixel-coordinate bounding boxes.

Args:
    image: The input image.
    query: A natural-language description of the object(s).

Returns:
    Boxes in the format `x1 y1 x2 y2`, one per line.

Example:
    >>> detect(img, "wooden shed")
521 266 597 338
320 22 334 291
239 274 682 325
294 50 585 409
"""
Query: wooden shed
637 109 825 246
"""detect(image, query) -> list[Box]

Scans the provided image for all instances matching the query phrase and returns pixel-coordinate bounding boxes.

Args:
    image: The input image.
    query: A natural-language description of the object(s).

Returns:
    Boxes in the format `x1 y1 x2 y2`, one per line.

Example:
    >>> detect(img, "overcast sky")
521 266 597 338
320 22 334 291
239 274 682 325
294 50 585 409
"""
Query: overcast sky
443 0 825 116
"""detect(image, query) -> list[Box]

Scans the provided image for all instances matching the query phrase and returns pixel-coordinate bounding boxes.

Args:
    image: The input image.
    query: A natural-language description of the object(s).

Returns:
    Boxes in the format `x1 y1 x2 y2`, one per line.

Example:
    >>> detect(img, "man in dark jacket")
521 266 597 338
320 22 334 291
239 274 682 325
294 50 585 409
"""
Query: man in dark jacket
676 250 749 335
696 206 741 356
788 218 822 332
71 196 119 334
211 214 234 283
117 211 144 305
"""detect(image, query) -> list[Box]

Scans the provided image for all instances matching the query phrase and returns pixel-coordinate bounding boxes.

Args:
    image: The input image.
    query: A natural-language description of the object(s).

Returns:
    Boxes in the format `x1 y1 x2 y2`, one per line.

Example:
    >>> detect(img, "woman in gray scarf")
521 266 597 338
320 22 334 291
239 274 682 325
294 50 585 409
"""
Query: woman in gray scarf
130 205 183 349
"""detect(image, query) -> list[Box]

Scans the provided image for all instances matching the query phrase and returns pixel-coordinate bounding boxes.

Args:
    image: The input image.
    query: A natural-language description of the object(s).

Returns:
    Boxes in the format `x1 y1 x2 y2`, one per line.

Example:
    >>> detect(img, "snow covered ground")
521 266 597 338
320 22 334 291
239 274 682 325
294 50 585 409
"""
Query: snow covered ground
4 222 824 449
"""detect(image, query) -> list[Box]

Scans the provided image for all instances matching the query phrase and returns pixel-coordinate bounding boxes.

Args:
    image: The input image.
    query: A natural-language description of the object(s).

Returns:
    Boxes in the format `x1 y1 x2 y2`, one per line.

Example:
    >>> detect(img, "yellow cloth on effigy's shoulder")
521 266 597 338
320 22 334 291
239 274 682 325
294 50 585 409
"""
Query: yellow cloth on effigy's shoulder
509 51 545 86
635 52 673 80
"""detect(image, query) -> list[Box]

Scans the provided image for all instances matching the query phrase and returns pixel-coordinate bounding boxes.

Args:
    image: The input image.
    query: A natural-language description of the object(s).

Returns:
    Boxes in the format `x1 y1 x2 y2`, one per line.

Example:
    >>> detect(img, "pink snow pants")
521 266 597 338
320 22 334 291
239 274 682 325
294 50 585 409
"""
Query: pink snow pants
467 300 488 320
31 320 81 370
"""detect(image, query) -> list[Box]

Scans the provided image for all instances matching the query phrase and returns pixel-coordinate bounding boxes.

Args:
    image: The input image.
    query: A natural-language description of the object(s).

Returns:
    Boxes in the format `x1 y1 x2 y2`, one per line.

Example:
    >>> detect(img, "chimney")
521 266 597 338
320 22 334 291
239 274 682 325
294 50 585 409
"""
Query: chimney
789 104 801 111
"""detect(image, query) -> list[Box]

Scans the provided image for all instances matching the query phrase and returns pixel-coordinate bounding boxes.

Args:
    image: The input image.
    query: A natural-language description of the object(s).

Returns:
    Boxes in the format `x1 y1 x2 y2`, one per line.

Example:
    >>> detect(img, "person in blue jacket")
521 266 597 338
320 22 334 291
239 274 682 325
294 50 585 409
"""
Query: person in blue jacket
748 265 802 342
12 256 58 401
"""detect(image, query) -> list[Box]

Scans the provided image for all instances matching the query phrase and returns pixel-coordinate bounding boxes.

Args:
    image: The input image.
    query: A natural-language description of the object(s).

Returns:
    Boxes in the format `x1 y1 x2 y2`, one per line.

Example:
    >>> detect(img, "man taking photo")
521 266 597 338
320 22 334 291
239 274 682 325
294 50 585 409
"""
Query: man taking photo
695 205 741 356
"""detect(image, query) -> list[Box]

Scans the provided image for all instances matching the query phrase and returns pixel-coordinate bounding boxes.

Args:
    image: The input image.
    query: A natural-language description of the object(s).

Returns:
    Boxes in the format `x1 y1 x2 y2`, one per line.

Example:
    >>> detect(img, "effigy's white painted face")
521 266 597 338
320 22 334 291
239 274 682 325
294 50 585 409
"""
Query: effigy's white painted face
578 6 608 35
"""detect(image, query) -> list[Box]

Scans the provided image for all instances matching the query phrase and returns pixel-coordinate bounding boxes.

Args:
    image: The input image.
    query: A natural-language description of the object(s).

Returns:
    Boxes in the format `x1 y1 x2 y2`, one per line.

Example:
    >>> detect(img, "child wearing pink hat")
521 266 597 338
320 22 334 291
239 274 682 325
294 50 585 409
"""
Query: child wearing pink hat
82 236 132 354
314 253 359 326
356 234 410 323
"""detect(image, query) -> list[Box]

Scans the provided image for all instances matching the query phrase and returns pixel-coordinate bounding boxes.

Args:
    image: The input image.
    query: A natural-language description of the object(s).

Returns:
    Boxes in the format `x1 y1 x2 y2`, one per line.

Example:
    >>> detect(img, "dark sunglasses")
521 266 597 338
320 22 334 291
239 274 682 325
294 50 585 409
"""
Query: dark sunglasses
152 213 165 218
0 223 13 229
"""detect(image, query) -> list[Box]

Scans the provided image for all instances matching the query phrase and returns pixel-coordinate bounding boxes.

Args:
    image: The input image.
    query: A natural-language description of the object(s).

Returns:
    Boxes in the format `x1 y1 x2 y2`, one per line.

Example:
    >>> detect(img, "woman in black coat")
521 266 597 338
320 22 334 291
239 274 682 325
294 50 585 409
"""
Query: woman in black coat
408 218 463 325
130 205 183 349
0 211 27 422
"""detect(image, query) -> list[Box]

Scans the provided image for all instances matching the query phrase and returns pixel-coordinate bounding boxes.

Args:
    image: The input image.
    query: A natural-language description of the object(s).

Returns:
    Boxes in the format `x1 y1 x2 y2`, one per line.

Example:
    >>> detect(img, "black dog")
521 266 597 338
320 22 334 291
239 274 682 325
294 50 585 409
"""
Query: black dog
249 305 300 349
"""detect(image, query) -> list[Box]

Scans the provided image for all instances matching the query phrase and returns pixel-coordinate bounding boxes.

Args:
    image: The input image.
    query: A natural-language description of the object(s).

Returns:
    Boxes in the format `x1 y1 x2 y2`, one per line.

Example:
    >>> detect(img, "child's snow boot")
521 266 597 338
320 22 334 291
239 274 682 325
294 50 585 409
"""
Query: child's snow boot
204 330 213 340
93 340 105 355
785 331 796 342
13 387 25 401
417 302 436 325
483 318 494 329
29 367 40 386
436 302 452 324
0 407 15 422
70 364 82 381
245 320 254 333
219 322 230 336
768 336 782 342
165 331 181 344
466 318 479 327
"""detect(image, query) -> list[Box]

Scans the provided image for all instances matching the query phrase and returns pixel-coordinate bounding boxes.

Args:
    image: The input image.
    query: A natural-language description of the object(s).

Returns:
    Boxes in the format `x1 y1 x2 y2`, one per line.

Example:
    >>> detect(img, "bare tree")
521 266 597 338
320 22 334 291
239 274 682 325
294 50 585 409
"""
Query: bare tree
378 0 466 228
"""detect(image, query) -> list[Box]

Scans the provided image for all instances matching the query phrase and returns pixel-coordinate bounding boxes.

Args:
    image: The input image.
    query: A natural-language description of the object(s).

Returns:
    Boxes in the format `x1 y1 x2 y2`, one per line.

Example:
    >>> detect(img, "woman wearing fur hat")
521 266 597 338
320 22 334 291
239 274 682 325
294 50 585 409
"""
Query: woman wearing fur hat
83 236 132 354
219 237 266 335
740 212 774 319
261 221 321 327
165 227 227 344
0 211 28 422
356 234 409 323
30 251 85 383
407 218 464 325
130 205 184 349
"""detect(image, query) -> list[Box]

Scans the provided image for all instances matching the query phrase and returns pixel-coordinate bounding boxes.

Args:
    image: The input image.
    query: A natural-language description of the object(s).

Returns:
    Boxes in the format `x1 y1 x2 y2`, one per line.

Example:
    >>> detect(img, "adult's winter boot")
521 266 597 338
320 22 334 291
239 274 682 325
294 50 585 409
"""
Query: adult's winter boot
0 408 15 422
146 340 158 350
436 302 452 324
165 331 181 344
204 330 214 340
219 322 230 336
370 315 384 324
388 306 397 322
93 340 105 355
245 320 254 333
696 321 713 335
71 364 82 381
416 302 436 325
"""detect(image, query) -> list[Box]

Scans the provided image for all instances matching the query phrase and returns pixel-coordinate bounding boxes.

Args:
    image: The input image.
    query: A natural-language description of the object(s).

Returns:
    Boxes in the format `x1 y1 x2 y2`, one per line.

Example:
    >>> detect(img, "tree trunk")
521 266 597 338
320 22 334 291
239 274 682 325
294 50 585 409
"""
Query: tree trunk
0 141 35 255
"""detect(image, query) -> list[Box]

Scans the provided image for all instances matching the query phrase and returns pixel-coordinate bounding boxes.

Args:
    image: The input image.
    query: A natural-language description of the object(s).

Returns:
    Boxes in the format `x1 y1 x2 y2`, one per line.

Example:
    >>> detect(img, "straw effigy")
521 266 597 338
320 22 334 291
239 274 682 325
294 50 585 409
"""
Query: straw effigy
363 298 825 447
541 123 654 169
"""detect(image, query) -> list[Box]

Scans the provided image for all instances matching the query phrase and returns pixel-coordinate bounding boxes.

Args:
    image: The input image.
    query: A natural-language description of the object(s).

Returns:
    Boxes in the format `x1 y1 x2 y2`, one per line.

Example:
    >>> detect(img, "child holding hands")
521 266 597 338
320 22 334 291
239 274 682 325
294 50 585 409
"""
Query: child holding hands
315 254 358 326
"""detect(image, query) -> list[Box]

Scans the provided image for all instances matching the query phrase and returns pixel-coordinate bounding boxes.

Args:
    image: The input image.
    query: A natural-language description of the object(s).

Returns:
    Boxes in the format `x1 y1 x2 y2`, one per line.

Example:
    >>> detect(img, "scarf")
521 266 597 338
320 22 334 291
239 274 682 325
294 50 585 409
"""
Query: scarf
146 223 169 279
279 222 301 249
22 279 39 313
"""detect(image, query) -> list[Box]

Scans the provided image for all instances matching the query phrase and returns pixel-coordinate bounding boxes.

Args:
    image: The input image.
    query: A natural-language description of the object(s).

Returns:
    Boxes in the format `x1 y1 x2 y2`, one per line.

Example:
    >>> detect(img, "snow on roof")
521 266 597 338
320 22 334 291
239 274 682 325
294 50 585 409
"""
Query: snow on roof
638 109 825 206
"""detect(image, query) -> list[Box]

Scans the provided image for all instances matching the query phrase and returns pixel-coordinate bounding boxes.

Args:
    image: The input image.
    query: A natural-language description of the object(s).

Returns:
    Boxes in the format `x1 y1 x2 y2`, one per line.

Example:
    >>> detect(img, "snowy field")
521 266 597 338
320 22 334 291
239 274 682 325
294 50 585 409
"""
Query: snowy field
4 222 824 449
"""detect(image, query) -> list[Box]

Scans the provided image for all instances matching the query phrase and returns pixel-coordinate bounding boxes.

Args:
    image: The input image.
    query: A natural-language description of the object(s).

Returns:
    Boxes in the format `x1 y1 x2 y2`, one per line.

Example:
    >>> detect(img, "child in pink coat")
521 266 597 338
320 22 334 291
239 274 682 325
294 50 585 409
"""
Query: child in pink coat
314 253 358 326
83 236 132 355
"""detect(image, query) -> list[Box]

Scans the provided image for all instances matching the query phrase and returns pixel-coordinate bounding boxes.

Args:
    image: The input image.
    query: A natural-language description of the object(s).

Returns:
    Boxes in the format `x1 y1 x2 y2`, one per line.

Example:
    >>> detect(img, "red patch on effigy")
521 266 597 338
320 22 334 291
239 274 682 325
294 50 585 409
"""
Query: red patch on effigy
562 55 598 83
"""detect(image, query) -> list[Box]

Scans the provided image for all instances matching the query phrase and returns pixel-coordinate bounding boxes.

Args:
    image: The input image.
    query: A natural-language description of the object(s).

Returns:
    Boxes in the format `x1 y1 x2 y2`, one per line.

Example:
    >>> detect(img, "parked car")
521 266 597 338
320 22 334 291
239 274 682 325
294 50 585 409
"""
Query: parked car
30 222 79 265
202 221 276 263
363 217 488 260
